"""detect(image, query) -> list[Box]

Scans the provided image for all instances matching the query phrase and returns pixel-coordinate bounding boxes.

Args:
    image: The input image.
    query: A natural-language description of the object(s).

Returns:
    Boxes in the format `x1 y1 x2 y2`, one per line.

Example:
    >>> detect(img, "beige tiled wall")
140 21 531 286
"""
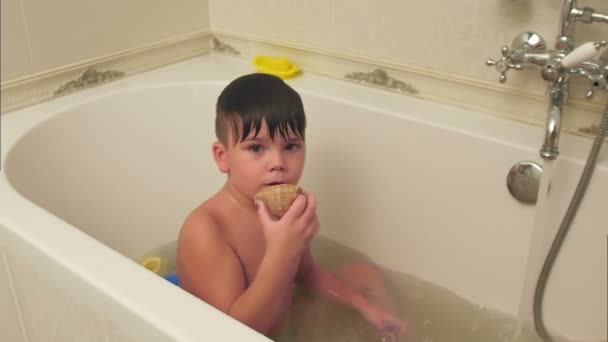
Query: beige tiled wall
209 0 608 97
3 0 606 92
1 0 210 83
1 0 32 81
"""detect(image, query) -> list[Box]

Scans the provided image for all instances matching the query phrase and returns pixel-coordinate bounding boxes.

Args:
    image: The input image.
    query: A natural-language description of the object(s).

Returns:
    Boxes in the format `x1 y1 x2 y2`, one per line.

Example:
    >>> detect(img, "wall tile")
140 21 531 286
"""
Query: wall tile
0 253 25 342
7 0 605 88
2 0 607 106
1 0 32 81
128 0 210 47
209 0 608 98
210 0 334 48
209 0 256 35
22 0 131 72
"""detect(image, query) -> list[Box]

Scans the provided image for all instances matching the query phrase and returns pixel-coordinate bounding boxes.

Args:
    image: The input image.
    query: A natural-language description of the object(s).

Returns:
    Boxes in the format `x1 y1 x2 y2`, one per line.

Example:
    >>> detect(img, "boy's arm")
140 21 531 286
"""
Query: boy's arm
296 247 368 311
177 214 298 335
296 247 408 336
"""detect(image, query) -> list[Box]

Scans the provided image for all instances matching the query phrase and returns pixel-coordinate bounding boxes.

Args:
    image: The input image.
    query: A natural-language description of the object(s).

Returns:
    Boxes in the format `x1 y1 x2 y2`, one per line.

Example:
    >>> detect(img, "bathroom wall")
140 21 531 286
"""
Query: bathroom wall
209 0 607 95
2 0 607 122
1 0 210 82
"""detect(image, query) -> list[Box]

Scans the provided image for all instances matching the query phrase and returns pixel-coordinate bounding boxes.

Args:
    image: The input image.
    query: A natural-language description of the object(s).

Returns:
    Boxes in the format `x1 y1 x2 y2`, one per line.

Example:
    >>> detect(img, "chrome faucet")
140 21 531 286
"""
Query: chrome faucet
541 76 569 160
486 0 608 160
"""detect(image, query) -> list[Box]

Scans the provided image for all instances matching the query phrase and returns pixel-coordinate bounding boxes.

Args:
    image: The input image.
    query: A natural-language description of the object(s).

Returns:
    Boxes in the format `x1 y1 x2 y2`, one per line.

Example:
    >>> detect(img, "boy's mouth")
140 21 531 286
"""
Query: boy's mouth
264 181 284 186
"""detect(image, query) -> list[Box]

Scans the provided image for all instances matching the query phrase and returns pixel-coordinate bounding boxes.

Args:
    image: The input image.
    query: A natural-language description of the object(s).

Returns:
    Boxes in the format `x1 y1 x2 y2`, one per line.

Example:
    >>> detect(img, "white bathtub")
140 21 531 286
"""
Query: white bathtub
1 55 606 342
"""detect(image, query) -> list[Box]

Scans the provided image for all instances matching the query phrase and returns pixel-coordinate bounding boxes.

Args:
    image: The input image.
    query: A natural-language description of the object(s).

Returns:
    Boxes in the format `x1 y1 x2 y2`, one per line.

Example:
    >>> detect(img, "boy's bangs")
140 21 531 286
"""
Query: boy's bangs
229 109 305 143
216 73 307 145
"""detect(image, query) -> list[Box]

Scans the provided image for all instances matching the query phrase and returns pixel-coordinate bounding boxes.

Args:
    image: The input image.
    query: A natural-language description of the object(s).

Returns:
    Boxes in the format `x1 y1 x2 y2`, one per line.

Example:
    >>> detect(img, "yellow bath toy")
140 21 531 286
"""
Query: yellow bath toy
140 256 168 275
252 56 300 79
137 240 177 277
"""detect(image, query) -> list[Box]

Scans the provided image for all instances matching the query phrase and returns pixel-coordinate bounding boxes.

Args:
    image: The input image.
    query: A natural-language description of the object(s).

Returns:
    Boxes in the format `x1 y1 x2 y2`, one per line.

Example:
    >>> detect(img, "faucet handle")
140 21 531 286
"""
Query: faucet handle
585 83 600 99
486 46 524 83
583 74 608 99
561 41 607 68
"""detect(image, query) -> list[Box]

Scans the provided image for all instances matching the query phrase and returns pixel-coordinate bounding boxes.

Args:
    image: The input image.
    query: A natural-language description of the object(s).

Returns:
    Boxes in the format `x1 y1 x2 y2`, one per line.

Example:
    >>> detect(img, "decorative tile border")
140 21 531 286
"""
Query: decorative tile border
210 31 607 140
578 124 601 136
211 37 240 56
0 31 212 114
345 69 418 95
2 29 605 142
53 68 126 97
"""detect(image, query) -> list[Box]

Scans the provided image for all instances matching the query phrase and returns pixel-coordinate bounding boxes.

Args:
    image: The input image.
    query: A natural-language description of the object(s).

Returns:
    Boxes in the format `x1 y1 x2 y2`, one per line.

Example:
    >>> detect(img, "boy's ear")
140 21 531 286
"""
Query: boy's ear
212 141 230 173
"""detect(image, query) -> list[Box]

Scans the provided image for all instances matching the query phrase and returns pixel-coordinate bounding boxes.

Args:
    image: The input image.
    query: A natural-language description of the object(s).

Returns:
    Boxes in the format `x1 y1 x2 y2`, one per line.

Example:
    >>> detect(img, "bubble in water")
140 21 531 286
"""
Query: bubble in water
423 318 432 327
471 321 480 332
380 334 395 342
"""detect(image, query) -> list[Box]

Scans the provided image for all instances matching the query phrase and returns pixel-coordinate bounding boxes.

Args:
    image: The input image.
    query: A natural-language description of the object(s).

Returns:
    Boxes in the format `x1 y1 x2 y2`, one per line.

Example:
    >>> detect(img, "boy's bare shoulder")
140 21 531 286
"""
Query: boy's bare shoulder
177 193 247 299
179 196 225 241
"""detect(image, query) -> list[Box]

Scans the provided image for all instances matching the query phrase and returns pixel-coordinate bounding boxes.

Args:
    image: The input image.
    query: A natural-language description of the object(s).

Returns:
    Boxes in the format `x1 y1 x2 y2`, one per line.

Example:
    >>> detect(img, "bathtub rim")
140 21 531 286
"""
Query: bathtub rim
0 168 269 342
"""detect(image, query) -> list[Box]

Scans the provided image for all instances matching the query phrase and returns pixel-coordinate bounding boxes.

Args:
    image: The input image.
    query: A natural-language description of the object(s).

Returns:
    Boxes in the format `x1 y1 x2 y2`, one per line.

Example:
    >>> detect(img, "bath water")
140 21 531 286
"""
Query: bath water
138 235 567 342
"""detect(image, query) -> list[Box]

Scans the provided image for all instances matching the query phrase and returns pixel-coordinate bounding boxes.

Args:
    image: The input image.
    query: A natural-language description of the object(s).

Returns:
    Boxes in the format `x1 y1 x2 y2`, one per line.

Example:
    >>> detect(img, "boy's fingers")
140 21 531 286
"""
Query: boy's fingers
255 199 273 224
283 194 307 220
300 192 317 222
312 218 320 236
385 319 408 337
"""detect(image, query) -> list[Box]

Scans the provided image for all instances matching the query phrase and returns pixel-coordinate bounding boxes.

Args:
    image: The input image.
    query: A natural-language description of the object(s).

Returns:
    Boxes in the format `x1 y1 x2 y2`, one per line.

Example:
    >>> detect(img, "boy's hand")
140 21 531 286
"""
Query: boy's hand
359 302 409 339
256 192 320 262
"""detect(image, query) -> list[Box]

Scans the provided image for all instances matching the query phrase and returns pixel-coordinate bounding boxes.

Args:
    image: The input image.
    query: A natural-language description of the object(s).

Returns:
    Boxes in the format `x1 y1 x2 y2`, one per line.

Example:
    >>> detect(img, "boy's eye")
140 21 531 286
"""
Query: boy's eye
285 143 300 151
247 144 263 152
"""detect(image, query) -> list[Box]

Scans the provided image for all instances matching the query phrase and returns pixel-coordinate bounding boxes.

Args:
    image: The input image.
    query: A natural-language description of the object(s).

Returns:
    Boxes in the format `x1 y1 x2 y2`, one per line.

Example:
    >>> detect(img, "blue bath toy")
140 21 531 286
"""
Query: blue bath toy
164 273 180 286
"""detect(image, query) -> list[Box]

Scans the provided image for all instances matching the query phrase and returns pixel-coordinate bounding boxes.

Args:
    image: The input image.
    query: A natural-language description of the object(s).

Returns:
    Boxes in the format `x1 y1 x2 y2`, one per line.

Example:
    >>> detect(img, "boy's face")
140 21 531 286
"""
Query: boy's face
213 119 306 200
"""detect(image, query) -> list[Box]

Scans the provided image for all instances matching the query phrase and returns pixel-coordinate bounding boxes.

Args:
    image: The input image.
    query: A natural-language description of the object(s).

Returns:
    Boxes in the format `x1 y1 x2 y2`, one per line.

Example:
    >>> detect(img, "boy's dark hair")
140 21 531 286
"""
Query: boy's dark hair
215 73 306 145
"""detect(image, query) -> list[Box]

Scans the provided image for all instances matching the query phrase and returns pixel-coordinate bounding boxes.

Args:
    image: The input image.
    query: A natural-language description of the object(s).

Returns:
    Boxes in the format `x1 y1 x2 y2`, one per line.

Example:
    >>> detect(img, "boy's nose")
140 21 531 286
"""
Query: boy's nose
269 151 286 172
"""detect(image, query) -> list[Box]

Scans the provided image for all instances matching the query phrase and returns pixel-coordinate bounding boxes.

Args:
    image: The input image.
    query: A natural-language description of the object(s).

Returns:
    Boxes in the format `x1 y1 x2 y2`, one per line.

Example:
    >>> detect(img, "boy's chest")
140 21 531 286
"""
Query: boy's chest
224 216 267 286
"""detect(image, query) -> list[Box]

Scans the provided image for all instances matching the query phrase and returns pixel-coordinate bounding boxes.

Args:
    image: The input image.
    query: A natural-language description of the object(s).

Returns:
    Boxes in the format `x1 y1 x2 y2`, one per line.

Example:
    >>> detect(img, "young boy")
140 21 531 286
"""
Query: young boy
176 73 408 338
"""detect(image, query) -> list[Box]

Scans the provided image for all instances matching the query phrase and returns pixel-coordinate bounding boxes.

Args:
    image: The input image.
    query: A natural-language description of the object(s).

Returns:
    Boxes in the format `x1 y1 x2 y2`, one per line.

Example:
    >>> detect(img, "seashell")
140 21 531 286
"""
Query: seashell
255 184 303 218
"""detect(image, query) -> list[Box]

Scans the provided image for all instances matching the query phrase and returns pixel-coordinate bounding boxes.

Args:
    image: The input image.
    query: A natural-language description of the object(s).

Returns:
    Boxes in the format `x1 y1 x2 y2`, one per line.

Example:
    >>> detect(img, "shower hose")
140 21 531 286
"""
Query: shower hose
533 100 608 342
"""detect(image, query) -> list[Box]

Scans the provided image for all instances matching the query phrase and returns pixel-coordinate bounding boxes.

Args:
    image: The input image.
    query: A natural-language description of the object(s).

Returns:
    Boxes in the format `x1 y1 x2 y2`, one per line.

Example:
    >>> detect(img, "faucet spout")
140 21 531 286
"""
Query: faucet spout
540 76 569 160
591 12 608 24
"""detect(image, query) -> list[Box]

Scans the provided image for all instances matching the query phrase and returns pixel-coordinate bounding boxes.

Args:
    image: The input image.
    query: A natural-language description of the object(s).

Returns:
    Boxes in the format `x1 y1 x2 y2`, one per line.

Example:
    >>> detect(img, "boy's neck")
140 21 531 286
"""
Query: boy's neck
223 182 256 211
